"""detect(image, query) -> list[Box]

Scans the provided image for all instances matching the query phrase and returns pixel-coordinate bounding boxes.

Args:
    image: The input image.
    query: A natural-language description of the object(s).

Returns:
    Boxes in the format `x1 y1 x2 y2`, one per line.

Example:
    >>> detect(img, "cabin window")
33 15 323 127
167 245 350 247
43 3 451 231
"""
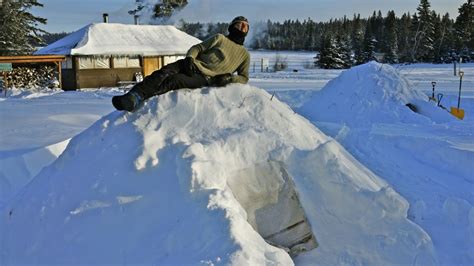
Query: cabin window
128 57 141 67
61 57 73 69
163 55 184 66
113 56 141 68
78 57 110 69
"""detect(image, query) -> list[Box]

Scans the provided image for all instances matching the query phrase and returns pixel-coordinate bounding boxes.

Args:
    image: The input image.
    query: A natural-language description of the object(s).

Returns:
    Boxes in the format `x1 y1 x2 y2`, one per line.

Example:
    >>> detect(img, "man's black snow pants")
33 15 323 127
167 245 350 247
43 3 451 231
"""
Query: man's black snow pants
130 59 209 100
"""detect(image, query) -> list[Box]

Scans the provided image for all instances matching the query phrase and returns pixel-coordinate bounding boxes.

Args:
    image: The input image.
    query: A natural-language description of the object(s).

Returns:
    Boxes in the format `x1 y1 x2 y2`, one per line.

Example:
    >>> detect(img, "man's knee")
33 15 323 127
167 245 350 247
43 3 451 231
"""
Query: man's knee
156 76 183 94
155 74 207 96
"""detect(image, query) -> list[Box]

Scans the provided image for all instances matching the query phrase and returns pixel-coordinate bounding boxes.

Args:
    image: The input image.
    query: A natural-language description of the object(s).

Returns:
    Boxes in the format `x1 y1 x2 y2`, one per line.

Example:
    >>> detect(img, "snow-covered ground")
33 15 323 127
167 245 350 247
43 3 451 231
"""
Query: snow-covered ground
0 52 473 265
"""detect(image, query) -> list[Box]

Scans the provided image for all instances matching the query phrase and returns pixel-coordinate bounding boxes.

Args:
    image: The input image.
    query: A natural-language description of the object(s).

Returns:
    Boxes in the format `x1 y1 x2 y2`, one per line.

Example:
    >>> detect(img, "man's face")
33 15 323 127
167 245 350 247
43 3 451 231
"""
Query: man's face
234 21 249 34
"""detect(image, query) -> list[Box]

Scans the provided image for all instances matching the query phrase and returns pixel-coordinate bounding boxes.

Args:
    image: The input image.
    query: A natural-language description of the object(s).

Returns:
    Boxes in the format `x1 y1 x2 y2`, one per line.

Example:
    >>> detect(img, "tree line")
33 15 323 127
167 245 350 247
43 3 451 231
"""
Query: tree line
1 0 472 70
179 0 473 68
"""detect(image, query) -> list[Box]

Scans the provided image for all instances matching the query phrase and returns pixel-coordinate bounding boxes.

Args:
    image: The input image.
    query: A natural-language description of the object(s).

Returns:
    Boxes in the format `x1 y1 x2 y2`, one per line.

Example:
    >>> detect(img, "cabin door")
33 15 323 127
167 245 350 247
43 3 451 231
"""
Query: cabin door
143 57 162 77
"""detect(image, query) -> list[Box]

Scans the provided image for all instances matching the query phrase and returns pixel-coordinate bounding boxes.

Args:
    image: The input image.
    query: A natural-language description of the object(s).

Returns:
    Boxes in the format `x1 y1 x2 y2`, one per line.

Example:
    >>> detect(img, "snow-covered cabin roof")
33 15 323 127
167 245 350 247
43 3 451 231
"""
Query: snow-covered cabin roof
35 23 201 56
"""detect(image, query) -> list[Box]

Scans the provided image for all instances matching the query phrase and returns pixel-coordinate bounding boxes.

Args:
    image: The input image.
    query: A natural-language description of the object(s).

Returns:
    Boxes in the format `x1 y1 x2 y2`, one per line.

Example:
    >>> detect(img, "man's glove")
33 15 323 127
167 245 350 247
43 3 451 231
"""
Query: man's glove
182 57 197 76
212 73 233 87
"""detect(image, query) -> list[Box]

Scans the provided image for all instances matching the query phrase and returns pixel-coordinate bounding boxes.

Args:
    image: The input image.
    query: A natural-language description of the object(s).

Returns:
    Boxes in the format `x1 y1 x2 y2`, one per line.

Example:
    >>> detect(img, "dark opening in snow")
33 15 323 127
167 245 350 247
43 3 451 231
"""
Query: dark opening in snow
227 161 318 256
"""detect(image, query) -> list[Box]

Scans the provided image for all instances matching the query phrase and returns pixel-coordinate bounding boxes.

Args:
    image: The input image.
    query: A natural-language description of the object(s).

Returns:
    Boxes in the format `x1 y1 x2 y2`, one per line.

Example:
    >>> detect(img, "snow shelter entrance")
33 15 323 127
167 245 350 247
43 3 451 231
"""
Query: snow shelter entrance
227 161 318 256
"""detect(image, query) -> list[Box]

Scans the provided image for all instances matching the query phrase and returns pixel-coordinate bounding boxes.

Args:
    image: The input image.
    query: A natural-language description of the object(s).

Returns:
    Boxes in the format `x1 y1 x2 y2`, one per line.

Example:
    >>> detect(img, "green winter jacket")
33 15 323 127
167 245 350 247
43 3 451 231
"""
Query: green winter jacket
186 34 250 84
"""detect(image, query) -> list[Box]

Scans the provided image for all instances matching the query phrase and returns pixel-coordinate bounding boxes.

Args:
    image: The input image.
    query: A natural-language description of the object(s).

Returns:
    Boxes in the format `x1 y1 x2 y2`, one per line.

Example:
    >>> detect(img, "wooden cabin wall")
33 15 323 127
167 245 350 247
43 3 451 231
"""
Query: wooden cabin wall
76 68 142 89
63 55 180 89
68 56 143 89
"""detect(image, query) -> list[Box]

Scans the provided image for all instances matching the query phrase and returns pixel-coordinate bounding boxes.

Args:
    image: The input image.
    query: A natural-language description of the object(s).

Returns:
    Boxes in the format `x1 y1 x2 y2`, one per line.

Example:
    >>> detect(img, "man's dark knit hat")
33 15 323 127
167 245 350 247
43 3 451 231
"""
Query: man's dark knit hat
230 16 249 26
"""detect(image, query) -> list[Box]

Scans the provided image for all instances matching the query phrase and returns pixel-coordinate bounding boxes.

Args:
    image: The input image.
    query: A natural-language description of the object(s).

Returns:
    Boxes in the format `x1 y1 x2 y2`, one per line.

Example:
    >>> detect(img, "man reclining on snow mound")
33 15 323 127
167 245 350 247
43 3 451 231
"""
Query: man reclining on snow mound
112 16 250 112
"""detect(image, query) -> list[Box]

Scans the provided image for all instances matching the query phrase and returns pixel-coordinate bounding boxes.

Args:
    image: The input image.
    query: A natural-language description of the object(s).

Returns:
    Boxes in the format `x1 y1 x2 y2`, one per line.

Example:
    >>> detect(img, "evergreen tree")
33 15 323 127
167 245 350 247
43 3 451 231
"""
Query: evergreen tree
303 18 317 50
178 19 205 40
362 14 377 62
397 13 412 62
432 12 454 62
437 13 456 62
264 20 277 50
0 0 47 55
384 10 399 63
431 13 442 62
318 33 345 69
364 37 378 62
398 13 420 62
204 22 228 40
340 15 351 37
413 0 436 62
153 0 188 18
337 34 353 67
351 14 365 65
454 0 473 57
293 19 302 50
374 10 385 51
129 0 188 23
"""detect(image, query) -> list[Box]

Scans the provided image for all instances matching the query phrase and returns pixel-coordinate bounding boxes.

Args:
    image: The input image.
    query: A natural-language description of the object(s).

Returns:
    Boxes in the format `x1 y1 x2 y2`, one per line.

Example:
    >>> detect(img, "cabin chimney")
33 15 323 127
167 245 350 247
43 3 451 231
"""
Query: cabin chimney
103 13 109 23
134 15 140 25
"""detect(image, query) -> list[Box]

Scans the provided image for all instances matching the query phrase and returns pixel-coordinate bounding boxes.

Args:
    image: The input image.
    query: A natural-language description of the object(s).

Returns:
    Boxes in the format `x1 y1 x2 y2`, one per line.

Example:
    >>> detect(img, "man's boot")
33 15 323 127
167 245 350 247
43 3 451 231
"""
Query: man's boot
112 91 143 112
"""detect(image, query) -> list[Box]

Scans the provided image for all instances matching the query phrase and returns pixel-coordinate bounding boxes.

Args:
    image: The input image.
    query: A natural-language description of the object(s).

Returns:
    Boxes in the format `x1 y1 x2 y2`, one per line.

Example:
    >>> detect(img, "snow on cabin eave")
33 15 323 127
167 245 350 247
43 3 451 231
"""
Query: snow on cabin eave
34 24 92 56
36 23 201 58
70 23 200 57
68 52 189 58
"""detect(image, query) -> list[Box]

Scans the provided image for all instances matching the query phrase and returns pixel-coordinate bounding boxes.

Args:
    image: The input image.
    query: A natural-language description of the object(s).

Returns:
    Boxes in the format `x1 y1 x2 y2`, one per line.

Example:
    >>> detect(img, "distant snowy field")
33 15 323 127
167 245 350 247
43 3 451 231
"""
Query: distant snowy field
249 50 474 107
1 51 473 265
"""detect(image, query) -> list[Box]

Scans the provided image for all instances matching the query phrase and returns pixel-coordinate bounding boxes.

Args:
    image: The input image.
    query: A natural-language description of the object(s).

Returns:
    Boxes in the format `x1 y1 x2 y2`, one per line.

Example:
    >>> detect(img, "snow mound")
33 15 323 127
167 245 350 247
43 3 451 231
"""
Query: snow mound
299 62 455 125
1 85 435 265
0 139 70 206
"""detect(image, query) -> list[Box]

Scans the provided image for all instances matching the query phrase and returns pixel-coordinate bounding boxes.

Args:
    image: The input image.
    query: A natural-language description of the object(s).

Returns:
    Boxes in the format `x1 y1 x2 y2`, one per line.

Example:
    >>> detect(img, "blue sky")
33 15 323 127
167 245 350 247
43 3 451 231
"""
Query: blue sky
33 0 464 33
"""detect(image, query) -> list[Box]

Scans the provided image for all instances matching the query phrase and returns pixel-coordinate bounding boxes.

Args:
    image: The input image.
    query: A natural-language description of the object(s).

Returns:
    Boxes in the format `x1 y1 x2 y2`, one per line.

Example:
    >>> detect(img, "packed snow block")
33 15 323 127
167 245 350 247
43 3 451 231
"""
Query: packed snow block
227 160 318 255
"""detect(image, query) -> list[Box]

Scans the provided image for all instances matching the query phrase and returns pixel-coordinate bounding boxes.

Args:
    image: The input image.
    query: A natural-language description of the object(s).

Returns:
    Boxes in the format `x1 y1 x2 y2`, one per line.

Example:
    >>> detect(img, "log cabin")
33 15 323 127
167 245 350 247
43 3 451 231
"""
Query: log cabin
35 22 201 90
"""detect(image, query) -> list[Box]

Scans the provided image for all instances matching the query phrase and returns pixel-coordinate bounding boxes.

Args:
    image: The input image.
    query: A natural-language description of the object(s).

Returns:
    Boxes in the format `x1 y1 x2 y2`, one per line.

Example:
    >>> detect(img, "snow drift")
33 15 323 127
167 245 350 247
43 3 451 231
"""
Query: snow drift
297 62 473 264
1 85 435 265
0 139 69 206
299 61 455 125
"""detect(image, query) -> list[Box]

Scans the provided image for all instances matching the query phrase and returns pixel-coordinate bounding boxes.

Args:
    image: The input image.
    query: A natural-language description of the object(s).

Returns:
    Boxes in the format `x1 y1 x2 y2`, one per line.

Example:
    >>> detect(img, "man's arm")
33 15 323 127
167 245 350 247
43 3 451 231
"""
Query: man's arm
231 54 250 84
211 54 250 87
186 34 221 59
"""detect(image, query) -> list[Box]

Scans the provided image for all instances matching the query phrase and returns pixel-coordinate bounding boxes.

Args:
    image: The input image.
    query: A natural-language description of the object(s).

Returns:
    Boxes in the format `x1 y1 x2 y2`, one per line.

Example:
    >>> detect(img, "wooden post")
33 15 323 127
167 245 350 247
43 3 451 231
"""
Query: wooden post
0 63 13 96
109 57 114 69
2 72 7 97
454 60 457 76
54 61 63 89
58 62 63 89
74 56 80 89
